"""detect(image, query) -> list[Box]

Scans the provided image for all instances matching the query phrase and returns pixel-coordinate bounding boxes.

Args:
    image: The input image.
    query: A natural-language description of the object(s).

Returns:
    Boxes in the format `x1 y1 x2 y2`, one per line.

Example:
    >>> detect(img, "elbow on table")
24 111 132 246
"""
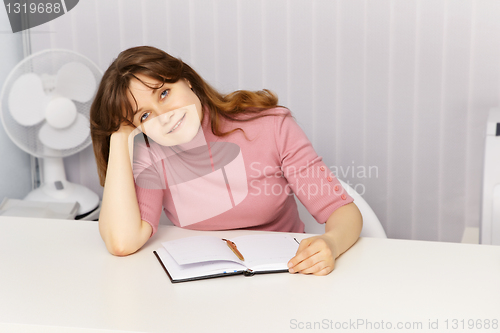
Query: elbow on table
105 241 137 256
98 218 151 256
101 233 139 256
99 228 142 256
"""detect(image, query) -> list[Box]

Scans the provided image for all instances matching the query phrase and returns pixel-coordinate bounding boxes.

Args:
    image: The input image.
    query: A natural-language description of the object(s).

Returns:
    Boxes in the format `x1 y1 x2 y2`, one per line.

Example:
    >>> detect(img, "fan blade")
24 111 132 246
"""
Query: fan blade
8 73 48 126
39 113 90 150
55 62 96 103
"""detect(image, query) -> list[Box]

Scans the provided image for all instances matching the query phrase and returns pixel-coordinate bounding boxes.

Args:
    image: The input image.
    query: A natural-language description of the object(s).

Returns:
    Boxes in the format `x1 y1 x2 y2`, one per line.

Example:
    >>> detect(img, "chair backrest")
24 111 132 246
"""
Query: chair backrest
298 179 387 238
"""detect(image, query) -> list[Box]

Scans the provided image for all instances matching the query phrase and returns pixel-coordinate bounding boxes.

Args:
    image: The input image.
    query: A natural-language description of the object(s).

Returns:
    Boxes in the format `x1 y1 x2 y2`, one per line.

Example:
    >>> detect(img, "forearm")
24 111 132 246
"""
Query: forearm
99 130 152 256
287 202 362 275
323 202 363 259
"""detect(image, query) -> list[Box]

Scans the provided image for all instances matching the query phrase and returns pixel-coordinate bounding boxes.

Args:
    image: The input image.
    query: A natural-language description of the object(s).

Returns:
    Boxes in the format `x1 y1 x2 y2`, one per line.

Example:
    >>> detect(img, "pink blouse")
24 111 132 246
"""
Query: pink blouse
132 107 353 236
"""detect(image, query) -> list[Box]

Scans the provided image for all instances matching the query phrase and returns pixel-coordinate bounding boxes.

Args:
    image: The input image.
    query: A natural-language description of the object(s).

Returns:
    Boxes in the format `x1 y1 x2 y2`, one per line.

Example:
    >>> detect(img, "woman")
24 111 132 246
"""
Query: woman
90 46 362 275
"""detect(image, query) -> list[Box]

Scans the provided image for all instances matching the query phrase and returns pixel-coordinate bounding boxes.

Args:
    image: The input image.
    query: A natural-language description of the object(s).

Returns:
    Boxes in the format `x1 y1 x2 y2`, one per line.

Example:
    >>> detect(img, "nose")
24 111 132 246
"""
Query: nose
156 111 173 125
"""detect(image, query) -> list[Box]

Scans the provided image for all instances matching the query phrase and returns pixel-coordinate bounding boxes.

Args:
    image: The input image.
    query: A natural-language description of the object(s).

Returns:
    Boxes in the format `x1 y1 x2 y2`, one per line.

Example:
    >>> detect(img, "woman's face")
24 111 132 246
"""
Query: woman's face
127 73 203 146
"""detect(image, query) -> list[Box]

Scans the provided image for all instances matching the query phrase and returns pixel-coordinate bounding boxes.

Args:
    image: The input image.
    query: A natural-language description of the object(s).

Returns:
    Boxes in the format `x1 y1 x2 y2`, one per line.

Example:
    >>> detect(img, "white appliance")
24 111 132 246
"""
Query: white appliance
0 49 102 218
480 107 500 245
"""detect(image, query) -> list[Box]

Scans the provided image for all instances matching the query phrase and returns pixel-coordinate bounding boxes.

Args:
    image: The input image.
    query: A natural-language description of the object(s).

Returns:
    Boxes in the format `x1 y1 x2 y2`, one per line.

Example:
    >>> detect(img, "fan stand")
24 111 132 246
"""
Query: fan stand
24 156 99 216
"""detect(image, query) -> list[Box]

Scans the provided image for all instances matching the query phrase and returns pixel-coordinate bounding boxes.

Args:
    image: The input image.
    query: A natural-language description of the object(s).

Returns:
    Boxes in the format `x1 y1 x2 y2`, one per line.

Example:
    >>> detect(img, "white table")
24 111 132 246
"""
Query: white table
1 216 499 333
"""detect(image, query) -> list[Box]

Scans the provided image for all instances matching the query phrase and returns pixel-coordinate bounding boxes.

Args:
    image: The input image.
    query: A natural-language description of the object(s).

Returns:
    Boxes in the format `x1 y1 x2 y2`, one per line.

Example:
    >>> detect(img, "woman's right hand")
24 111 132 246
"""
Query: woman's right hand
99 119 153 256
115 120 138 137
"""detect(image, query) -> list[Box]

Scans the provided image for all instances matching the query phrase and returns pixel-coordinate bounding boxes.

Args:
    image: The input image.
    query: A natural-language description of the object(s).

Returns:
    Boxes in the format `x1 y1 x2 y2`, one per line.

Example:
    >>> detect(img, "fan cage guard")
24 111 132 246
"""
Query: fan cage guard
0 49 102 158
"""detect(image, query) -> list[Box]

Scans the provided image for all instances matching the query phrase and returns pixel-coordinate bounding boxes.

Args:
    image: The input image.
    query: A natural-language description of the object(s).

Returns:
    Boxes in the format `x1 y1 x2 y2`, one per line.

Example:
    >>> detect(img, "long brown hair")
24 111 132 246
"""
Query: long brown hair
90 46 280 186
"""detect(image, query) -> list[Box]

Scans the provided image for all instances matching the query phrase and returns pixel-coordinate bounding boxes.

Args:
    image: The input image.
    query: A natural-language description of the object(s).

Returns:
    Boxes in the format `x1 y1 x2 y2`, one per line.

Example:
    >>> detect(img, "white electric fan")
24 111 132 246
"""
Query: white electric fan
0 49 102 217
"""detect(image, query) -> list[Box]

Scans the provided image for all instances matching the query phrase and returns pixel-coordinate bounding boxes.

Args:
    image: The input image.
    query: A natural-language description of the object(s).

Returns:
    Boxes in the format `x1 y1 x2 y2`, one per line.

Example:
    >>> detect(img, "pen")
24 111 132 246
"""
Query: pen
222 239 245 261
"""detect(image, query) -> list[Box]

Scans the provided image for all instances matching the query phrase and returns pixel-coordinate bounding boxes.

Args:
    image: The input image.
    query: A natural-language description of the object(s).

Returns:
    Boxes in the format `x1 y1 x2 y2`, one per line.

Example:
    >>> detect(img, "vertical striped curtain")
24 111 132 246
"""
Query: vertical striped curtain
29 0 500 241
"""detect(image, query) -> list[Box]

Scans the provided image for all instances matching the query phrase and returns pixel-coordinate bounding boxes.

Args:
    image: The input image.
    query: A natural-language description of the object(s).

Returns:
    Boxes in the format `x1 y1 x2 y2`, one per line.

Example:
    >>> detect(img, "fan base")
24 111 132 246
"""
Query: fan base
24 182 100 216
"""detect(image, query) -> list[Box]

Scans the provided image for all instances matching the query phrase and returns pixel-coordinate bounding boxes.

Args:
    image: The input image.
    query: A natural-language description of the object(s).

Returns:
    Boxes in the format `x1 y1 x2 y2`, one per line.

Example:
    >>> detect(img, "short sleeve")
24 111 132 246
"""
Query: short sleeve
275 111 354 223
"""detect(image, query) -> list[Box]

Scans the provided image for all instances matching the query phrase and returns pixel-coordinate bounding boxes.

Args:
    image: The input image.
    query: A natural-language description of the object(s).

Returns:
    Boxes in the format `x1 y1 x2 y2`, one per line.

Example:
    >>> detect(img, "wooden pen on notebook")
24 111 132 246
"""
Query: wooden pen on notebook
222 239 244 261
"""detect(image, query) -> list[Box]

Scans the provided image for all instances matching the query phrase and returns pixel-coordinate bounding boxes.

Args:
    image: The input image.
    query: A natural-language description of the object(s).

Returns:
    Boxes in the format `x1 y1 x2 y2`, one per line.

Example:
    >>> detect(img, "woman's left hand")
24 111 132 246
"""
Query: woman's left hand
287 234 338 275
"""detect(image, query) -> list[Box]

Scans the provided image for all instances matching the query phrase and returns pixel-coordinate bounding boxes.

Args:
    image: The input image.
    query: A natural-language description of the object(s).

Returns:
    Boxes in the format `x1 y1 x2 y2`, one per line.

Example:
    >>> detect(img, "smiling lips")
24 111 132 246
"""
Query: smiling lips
167 114 186 134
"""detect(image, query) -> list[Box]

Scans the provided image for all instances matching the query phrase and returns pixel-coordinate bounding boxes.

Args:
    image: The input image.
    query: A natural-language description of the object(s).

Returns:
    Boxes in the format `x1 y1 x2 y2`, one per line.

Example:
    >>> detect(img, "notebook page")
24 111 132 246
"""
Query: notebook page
231 234 299 270
155 247 245 281
162 236 246 265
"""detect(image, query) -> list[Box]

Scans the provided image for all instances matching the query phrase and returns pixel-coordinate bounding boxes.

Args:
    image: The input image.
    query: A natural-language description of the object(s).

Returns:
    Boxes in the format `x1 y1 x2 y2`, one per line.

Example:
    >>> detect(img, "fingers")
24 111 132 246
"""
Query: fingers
294 236 314 255
287 236 335 275
290 252 333 275
289 238 324 268
297 259 334 275
313 266 333 276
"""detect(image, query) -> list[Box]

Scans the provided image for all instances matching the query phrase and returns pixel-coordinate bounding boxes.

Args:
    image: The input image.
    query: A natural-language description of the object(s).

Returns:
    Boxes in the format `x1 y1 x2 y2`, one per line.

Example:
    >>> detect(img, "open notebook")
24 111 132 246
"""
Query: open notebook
154 234 300 283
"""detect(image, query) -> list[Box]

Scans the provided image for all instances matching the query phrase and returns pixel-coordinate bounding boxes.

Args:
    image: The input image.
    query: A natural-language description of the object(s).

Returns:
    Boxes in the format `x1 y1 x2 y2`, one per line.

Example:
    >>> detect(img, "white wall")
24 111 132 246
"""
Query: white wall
25 0 500 242
0 9 32 203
